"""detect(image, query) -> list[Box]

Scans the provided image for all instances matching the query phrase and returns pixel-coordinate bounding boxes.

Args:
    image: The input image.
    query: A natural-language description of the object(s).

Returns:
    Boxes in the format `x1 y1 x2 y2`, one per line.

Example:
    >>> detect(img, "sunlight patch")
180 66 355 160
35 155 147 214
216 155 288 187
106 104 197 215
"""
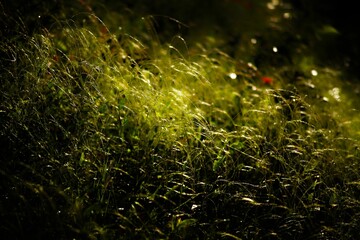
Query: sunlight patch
229 72 237 80
329 87 341 102
311 69 318 76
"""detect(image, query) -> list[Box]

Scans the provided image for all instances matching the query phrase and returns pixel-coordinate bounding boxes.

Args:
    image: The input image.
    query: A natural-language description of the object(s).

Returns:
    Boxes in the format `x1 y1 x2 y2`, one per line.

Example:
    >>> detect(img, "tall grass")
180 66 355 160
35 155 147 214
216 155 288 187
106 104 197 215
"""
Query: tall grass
1 5 360 240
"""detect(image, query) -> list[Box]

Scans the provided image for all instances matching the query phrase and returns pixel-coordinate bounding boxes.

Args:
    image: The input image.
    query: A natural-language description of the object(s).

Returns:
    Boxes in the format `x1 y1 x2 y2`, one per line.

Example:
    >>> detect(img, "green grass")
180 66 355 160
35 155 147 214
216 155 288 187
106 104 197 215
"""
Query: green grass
1 2 360 239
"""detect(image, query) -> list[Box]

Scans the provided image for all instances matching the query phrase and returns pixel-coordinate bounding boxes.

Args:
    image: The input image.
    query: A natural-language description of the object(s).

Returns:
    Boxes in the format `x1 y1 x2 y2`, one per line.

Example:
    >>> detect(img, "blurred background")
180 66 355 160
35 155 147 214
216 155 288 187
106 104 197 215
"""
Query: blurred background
1 0 359 76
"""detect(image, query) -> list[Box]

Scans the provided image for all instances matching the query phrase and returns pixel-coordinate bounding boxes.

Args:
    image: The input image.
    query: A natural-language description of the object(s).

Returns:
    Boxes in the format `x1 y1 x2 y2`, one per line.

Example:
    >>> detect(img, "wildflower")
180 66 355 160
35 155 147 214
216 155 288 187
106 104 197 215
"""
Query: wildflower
261 76 273 85
52 54 59 62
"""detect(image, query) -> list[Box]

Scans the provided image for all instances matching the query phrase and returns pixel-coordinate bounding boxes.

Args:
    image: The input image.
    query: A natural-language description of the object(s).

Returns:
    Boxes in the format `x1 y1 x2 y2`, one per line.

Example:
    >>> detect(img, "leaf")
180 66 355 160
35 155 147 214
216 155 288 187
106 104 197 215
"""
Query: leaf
177 218 197 230
213 156 225 172
79 152 85 166
219 232 243 240
241 197 260 205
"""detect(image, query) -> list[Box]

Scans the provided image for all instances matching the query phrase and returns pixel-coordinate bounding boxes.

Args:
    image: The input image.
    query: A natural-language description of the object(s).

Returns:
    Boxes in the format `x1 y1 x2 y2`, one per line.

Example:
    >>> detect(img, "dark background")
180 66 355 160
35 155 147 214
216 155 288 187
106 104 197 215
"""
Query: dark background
1 0 359 76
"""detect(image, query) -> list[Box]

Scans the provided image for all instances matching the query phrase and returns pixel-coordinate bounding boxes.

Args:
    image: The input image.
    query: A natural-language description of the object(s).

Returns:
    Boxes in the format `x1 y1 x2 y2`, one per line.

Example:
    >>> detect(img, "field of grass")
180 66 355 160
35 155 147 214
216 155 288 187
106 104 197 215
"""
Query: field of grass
1 1 360 239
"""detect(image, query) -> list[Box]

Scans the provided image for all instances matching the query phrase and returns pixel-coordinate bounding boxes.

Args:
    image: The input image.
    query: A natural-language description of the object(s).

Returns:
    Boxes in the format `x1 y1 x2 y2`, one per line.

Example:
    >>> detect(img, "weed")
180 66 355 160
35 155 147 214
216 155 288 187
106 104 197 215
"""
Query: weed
1 2 360 239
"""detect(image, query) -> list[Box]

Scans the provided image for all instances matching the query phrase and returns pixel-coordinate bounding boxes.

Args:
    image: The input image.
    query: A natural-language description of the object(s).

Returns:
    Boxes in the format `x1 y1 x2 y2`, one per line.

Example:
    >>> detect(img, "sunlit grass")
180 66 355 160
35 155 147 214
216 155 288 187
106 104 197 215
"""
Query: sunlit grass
1 7 360 239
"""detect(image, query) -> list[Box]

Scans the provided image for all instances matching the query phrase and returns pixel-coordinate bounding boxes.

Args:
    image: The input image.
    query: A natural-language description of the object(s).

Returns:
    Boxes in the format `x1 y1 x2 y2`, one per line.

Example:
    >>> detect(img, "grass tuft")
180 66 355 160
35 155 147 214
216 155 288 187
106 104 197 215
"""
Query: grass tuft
1 3 360 239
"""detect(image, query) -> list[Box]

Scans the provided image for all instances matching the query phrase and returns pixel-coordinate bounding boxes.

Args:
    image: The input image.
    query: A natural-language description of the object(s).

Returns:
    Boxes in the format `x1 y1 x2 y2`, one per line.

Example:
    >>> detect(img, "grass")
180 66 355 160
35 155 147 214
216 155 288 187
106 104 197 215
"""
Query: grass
1 1 360 239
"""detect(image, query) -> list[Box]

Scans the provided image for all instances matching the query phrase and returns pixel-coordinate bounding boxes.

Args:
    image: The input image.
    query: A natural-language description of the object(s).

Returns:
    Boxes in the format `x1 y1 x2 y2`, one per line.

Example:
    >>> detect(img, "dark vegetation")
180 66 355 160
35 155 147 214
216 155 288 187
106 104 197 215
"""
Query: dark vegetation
1 0 360 239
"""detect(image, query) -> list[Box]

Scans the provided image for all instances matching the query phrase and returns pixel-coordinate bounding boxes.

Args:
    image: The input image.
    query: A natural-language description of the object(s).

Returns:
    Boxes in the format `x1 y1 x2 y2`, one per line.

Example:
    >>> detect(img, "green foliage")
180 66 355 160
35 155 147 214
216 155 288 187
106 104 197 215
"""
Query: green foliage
1 1 360 239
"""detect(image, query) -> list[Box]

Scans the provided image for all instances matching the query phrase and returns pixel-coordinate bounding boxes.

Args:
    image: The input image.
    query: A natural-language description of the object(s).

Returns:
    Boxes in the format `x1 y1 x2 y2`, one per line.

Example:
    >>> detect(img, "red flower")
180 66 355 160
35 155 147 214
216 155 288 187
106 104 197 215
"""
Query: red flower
53 54 59 62
261 76 273 85
100 26 109 35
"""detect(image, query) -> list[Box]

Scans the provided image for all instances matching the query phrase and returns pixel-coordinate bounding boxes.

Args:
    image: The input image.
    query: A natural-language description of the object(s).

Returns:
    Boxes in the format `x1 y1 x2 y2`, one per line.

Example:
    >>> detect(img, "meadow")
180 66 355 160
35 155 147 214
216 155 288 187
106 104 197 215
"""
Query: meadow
1 1 360 239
